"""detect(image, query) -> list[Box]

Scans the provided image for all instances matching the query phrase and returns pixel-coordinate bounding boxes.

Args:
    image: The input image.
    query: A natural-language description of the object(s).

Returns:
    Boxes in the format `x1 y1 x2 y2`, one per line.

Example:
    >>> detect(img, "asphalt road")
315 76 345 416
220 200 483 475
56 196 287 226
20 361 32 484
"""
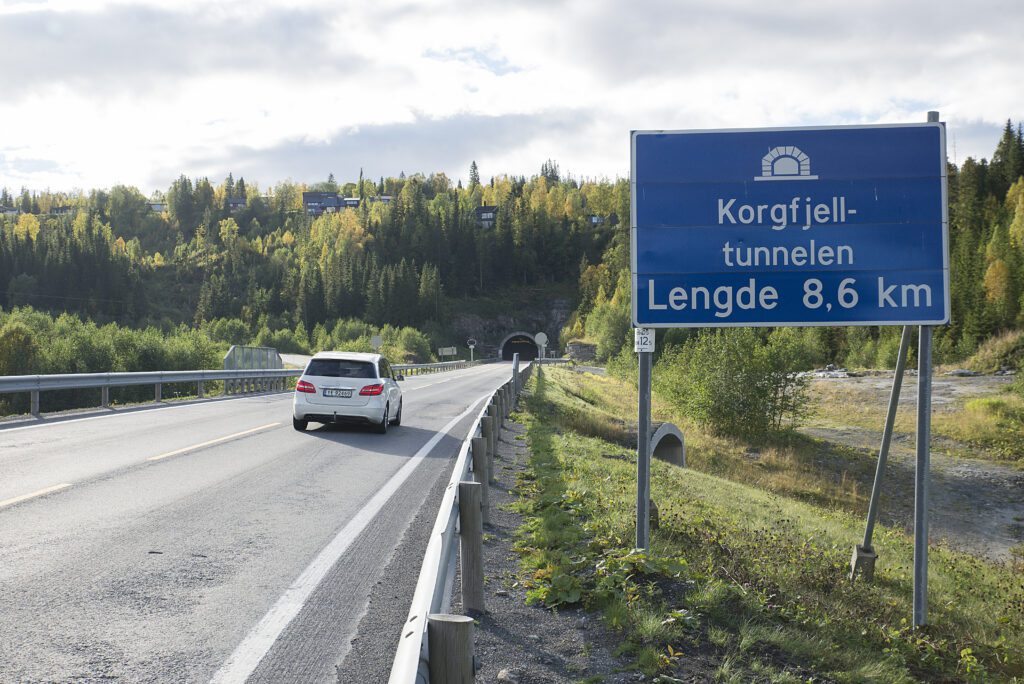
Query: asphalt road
0 362 515 683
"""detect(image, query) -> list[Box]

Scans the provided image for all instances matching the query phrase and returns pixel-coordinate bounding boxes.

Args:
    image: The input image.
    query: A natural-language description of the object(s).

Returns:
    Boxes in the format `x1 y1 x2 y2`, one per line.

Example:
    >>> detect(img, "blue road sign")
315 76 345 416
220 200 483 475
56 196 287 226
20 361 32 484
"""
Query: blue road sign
631 123 949 327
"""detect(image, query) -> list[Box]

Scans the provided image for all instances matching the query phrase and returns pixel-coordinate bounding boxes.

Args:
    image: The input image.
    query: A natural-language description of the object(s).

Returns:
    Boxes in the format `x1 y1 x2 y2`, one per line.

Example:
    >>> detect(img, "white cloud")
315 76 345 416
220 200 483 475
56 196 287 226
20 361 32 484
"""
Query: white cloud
0 0 1020 193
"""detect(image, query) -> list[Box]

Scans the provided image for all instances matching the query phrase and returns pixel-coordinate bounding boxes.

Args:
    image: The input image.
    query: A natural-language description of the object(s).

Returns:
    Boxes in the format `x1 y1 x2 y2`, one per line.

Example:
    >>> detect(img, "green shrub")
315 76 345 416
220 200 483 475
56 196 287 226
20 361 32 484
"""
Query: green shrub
655 328 810 440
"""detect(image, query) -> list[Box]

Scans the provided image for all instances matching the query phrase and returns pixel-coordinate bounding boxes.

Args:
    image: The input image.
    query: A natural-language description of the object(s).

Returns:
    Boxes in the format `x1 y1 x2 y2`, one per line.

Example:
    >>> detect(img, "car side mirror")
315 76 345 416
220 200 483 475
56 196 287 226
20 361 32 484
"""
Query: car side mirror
396 374 405 382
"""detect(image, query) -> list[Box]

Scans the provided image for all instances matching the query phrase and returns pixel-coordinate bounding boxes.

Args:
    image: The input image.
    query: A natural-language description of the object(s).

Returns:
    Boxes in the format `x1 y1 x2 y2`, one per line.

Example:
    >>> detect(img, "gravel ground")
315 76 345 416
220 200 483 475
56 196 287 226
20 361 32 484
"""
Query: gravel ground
803 373 1024 560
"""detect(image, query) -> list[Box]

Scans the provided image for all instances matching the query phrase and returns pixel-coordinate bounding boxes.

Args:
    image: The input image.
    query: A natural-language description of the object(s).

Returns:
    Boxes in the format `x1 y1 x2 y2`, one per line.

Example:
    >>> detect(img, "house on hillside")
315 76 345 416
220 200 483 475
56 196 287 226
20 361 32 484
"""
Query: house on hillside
227 198 247 213
0 206 19 218
342 197 361 209
587 213 620 227
148 201 167 213
49 206 73 216
475 205 498 229
303 191 341 217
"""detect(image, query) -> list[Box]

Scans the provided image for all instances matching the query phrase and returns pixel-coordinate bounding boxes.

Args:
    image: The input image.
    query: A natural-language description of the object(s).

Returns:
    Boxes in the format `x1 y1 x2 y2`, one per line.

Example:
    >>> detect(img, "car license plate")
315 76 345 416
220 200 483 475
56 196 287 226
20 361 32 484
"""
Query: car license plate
323 388 352 398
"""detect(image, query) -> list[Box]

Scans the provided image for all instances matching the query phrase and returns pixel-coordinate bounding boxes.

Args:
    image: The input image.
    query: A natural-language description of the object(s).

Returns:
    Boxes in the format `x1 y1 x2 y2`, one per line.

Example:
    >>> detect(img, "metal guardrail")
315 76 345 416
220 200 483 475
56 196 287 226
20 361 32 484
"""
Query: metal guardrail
0 358 496 417
395 359 489 375
389 357 535 683
0 369 302 416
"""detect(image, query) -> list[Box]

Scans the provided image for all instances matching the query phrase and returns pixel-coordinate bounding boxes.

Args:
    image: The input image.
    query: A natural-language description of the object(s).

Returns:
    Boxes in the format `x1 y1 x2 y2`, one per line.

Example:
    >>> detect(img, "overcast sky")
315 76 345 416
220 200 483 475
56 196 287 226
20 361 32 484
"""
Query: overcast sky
1 0 1021 194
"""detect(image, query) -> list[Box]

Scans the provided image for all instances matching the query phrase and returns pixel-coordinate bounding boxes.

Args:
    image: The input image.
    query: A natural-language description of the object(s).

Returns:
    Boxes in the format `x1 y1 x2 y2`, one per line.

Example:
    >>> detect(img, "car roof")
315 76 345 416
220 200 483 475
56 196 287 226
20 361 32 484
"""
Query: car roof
309 351 382 363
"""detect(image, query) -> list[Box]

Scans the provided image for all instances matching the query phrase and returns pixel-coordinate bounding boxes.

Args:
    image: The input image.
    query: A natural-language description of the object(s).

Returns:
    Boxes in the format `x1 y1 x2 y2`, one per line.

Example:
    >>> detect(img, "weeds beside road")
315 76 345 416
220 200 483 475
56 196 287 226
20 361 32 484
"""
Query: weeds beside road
510 366 1024 682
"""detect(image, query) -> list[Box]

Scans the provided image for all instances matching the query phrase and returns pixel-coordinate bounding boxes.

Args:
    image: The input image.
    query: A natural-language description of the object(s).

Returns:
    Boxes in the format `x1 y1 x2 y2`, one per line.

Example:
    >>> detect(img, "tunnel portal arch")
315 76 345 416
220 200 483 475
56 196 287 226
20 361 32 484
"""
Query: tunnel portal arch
500 331 540 361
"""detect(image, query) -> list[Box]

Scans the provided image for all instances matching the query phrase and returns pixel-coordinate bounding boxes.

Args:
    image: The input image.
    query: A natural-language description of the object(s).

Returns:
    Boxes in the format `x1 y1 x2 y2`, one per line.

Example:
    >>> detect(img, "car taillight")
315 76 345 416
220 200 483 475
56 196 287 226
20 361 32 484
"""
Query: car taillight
296 380 316 393
359 383 384 396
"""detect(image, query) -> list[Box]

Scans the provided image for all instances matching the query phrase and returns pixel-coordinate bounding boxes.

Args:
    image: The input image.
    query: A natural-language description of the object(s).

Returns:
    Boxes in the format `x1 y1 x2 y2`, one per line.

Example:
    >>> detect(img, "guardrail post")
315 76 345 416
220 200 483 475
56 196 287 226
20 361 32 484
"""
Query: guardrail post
198 380 205 398
154 383 162 403
472 437 490 524
481 416 496 469
427 614 475 683
101 386 109 408
458 481 485 614
31 390 40 417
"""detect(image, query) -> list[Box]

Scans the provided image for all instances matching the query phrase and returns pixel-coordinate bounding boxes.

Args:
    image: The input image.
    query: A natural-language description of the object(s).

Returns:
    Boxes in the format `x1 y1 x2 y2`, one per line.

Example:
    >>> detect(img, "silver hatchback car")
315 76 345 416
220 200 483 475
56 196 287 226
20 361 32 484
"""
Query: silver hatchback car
292 352 404 433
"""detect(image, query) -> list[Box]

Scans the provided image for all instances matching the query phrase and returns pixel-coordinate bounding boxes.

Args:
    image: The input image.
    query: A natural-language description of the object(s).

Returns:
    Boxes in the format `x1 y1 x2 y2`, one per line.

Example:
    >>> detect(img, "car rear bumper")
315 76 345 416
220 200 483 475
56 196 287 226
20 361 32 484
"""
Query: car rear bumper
293 394 385 423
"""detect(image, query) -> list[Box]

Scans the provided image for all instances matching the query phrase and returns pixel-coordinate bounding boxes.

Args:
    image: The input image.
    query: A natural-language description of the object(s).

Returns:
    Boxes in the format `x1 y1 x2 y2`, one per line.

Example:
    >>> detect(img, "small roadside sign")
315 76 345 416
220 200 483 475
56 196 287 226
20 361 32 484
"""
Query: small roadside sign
438 346 457 357
467 338 477 348
634 328 655 353
371 335 383 350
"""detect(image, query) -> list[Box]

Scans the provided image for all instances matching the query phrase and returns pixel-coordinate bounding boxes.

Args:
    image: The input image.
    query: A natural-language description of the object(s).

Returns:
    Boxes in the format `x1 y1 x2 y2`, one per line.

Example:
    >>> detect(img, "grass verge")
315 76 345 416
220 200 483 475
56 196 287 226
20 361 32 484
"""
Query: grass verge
512 366 1024 682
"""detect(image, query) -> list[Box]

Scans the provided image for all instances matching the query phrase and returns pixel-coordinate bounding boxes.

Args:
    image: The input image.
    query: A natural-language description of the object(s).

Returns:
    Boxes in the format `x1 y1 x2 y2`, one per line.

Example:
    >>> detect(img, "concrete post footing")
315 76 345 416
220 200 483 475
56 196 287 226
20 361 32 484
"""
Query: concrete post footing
849 544 878 583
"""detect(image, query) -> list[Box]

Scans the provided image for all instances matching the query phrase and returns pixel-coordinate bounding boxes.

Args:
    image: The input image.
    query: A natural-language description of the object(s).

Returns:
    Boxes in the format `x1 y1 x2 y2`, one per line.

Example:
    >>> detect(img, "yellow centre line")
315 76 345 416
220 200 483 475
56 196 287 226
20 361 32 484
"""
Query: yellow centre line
0 483 73 510
147 422 281 462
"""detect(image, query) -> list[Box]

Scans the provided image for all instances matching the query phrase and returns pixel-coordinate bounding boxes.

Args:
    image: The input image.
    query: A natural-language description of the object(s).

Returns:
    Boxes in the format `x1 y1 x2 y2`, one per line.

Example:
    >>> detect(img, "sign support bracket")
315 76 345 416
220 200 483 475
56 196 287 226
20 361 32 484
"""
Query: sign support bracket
851 325 910 582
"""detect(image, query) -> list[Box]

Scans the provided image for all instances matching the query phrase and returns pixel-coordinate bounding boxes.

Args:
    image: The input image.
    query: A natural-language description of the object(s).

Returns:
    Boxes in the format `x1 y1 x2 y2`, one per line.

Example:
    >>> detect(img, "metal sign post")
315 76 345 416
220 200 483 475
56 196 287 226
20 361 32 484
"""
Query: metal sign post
634 327 655 550
914 324 933 626
915 126 938 620
467 338 477 362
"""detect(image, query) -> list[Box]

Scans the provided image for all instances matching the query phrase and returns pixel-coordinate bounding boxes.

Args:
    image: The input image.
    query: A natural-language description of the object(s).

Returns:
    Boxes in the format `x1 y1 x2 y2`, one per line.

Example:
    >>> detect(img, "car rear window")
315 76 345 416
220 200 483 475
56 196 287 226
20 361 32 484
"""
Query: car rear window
304 359 376 378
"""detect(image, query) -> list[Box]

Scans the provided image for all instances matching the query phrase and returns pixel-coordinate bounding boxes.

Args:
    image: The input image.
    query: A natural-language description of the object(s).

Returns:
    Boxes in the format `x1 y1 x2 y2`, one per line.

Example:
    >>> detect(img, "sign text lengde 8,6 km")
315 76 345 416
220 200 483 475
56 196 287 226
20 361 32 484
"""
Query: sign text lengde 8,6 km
646 277 931 319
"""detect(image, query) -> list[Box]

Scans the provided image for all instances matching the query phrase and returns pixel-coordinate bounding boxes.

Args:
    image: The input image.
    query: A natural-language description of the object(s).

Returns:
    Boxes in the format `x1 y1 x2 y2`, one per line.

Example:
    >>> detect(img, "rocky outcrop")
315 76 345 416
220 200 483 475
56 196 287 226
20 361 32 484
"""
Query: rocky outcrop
450 296 573 357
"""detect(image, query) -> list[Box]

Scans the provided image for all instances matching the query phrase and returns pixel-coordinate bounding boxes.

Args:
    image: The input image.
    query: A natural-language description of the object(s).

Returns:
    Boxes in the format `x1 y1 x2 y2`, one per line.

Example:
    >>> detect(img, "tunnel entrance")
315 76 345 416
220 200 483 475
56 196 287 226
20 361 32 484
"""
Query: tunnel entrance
500 332 539 361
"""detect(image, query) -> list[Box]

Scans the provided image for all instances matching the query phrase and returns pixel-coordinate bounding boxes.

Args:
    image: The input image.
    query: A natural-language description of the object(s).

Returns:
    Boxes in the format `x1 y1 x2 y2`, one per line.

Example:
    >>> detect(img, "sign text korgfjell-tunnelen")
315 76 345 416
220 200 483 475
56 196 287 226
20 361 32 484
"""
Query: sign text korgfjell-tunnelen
631 124 949 327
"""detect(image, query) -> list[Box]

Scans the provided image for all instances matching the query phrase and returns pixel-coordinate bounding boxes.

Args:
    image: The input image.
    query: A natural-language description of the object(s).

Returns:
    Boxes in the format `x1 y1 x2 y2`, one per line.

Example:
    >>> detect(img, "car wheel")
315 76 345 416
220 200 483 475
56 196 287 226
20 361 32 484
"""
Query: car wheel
293 417 308 431
375 404 389 434
390 399 402 426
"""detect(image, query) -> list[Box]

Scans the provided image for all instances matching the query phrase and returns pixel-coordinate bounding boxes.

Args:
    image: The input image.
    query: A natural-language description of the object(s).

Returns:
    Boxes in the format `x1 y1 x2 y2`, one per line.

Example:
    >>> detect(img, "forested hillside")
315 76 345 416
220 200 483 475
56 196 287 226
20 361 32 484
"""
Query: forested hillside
0 162 622 359
566 120 1024 368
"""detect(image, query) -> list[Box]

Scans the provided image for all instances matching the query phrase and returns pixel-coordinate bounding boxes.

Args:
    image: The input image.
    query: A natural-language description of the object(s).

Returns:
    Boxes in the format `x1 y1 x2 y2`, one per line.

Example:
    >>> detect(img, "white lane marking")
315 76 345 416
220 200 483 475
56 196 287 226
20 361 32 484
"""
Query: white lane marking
0 483 73 510
147 423 281 462
209 394 489 684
